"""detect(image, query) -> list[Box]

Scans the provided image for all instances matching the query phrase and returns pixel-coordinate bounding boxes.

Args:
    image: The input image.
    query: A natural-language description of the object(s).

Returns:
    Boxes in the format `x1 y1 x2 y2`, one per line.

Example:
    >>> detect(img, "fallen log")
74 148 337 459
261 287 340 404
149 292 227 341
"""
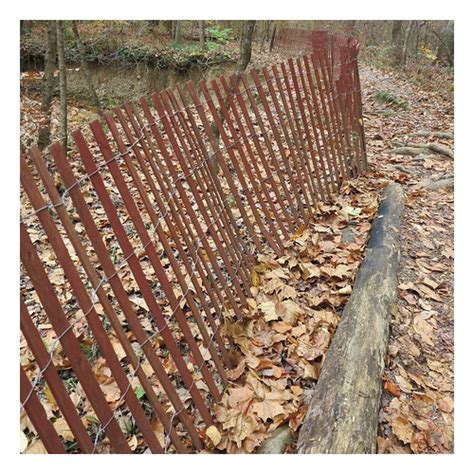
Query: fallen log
297 183 405 454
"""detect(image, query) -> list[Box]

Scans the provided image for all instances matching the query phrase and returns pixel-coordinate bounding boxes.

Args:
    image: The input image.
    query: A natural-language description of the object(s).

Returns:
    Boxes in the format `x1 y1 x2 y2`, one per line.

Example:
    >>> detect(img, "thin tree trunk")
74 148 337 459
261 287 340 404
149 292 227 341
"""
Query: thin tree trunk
171 21 176 41
71 20 102 116
56 20 68 151
163 20 173 38
402 20 415 66
41 20 57 112
391 20 403 65
174 20 181 43
434 20 454 67
199 20 206 50
269 25 277 52
38 20 57 150
236 20 256 79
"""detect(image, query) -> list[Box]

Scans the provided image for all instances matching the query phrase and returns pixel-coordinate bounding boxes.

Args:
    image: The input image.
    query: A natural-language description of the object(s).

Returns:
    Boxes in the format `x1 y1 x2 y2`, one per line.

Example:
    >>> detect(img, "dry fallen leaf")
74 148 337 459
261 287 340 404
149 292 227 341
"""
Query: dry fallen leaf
392 416 414 444
384 379 401 397
206 425 222 446
53 417 74 442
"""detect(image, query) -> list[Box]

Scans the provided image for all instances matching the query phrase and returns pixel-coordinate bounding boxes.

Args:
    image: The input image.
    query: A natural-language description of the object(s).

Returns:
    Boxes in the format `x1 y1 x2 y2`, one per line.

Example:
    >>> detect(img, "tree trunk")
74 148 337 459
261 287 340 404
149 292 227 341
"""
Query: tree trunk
199 20 206 50
171 21 176 41
56 20 68 152
71 21 102 116
174 20 182 43
41 20 57 112
391 20 403 65
402 20 415 66
269 25 277 52
236 20 256 79
435 20 454 67
163 20 173 38
20 20 33 37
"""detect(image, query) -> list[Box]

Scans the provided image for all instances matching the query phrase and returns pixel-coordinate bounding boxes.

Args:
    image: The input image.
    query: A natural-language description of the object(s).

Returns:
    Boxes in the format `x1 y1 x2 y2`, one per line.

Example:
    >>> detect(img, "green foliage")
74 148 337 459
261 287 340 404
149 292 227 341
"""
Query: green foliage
374 90 408 110
134 386 146 400
205 25 233 44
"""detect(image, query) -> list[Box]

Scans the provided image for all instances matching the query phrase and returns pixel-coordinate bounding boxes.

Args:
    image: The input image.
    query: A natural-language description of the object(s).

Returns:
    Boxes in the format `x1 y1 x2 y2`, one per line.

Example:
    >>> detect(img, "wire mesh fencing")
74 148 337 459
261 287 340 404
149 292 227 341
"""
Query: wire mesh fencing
20 30 367 453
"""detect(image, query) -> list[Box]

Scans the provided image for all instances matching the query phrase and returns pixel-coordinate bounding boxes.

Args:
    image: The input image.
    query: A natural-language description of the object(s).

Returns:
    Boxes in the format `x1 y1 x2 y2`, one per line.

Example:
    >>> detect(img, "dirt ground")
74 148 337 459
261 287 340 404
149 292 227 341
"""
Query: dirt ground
360 64 454 453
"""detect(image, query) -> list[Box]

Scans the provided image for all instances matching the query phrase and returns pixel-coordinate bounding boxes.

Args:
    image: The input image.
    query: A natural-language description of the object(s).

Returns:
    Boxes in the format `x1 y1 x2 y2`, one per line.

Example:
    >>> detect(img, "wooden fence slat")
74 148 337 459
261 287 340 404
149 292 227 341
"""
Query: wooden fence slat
72 128 214 424
20 29 367 453
89 120 222 403
137 97 232 316
287 58 327 202
298 55 336 196
253 66 315 216
20 297 94 453
212 77 295 234
161 89 252 284
20 365 67 454
124 102 230 323
48 143 194 451
277 61 319 210
184 83 267 255
145 94 248 316
209 78 291 241
20 159 164 453
104 109 229 383
197 79 284 255
121 102 232 360
20 224 132 453
26 146 187 452
230 73 307 230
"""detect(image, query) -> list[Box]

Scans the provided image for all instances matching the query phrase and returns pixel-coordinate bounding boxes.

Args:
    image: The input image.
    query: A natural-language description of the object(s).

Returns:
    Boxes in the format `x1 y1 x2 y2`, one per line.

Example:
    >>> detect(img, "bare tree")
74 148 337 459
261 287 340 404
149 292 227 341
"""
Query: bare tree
434 20 454 67
402 20 415 66
391 20 403 65
199 20 206 50
163 20 173 38
38 21 57 150
71 20 103 116
269 24 277 52
174 20 182 43
236 20 256 79
41 20 57 112
56 20 68 151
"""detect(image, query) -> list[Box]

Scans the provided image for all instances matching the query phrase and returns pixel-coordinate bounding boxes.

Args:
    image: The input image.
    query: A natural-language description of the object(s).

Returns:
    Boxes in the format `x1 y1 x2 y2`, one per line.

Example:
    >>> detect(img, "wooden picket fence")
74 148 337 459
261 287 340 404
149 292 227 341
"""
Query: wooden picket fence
20 30 367 453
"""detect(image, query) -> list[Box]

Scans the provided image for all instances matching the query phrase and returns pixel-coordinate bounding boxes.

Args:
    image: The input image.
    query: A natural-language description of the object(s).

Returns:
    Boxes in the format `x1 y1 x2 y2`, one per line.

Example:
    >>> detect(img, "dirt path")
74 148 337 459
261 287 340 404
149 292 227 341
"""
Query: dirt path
360 65 454 453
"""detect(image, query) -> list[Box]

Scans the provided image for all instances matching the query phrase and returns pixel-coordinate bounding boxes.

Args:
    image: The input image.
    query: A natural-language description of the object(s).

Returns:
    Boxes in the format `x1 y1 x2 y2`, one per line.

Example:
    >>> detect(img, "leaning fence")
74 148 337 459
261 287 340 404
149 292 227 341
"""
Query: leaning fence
20 31 367 453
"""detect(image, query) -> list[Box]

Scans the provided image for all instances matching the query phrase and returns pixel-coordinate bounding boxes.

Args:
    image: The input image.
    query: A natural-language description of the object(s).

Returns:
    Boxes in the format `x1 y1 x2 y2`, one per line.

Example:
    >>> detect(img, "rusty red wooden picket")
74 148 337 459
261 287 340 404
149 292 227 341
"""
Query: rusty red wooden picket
20 30 367 453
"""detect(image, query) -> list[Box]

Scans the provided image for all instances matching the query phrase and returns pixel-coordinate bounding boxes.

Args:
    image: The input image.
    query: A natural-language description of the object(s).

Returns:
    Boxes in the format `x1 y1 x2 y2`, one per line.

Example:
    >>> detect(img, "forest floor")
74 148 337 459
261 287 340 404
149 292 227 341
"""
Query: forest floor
20 52 454 454
359 65 454 453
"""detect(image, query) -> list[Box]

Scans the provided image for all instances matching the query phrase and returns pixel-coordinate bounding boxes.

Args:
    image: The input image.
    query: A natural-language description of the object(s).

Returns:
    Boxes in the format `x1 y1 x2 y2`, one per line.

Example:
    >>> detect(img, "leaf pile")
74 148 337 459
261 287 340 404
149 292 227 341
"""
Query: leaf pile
205 181 380 453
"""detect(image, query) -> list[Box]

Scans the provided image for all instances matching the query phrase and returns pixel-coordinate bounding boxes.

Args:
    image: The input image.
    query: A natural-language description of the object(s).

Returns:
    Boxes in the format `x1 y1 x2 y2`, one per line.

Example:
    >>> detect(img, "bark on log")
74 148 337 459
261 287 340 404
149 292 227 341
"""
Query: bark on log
297 183 405 454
